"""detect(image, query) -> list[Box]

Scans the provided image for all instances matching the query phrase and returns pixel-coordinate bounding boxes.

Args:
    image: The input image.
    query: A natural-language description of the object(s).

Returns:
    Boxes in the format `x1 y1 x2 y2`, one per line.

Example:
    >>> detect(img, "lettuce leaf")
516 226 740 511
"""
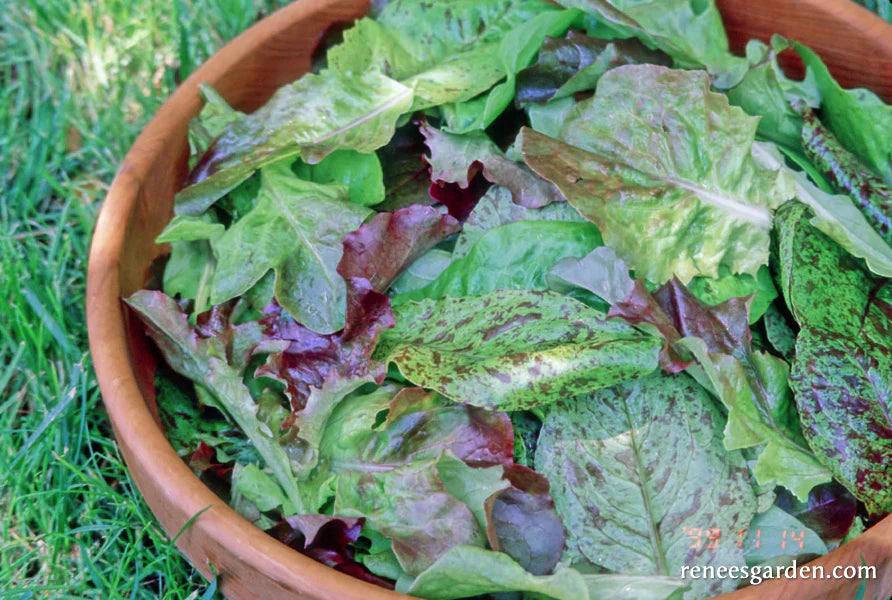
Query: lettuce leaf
522 65 795 284
557 0 747 87
376 289 661 410
536 371 756 598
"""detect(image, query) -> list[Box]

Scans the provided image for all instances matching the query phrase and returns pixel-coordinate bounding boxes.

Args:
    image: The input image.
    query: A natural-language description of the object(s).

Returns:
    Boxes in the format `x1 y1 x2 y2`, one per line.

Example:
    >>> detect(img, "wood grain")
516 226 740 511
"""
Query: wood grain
86 0 892 599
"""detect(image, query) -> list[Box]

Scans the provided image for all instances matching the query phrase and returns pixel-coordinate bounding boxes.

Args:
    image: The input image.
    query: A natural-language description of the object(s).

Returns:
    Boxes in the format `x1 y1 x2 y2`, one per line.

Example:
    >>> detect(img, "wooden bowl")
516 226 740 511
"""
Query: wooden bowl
86 1 892 598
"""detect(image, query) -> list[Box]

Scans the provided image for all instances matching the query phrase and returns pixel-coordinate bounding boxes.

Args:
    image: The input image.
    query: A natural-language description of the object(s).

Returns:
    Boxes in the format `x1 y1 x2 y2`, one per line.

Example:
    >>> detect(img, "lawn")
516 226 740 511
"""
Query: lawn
0 1 279 597
1 0 889 599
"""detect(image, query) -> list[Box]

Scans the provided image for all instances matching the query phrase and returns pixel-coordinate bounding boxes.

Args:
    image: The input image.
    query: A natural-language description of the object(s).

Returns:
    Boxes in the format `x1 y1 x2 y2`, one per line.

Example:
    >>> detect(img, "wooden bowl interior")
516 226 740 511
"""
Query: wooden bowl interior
86 0 892 598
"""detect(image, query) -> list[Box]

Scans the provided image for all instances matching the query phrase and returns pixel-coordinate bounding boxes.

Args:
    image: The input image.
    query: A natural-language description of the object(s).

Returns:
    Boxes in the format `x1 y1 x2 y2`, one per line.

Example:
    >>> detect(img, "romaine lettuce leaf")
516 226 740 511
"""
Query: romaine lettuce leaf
376 289 661 410
522 65 795 284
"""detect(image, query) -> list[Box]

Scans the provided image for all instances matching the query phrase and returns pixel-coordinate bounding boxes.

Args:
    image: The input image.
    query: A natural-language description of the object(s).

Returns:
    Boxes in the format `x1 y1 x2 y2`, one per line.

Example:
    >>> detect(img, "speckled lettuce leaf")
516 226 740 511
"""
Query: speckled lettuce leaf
176 68 413 216
522 65 795 284
124 290 305 514
452 186 585 260
752 141 892 278
776 202 892 515
376 290 661 410
794 101 892 247
395 220 602 304
406 546 590 600
774 201 876 335
790 329 892 516
202 162 371 334
515 31 670 104
556 0 747 88
535 371 756 598
302 386 514 574
422 123 565 208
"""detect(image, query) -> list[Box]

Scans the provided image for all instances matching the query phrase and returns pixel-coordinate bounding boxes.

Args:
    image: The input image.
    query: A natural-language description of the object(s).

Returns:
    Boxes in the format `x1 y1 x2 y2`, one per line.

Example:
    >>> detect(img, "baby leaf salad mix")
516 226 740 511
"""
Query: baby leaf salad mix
127 0 892 597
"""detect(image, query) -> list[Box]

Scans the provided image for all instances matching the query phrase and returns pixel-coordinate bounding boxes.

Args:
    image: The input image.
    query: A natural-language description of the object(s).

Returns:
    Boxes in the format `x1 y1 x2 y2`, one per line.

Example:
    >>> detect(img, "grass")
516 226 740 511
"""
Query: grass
0 1 280 597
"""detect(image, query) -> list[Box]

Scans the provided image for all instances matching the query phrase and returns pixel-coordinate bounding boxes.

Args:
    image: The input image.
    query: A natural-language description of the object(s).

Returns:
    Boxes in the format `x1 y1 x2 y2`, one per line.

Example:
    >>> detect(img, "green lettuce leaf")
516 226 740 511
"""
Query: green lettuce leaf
437 8 581 133
687 266 777 324
396 219 602 303
522 65 795 284
406 546 589 600
422 123 565 208
156 214 224 313
752 141 892 278
515 31 670 104
376 289 661 410
791 40 892 184
200 161 372 334
557 0 748 88
187 83 245 162
452 186 585 260
292 150 385 207
535 371 756 598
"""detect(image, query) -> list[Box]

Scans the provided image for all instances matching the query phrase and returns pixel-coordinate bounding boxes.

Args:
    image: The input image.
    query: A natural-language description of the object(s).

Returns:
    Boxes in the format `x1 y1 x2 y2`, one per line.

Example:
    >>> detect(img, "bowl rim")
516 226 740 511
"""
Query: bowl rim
86 0 892 598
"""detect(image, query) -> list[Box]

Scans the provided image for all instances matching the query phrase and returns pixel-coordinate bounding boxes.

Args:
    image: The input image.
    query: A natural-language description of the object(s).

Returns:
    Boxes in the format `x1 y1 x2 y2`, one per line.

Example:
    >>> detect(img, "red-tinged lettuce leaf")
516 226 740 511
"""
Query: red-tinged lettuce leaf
422 122 565 209
376 289 661 410
521 66 795 285
484 465 565 576
774 481 858 543
256 277 394 417
606 277 829 500
789 329 892 516
125 290 305 513
794 101 892 246
515 31 670 104
267 515 395 589
427 175 490 222
555 0 747 88
177 68 413 216
776 201 892 513
535 371 756 598
301 386 514 575
374 122 435 212
336 204 460 293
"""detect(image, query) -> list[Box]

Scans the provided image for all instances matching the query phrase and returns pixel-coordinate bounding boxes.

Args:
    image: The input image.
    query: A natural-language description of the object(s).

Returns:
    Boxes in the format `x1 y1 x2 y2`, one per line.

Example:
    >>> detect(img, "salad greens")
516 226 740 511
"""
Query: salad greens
128 0 892 597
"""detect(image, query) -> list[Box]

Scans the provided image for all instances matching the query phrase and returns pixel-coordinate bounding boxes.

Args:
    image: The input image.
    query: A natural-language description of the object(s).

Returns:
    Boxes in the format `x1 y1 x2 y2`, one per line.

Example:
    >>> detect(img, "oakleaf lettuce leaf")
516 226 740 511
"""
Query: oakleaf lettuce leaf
522 65 795 284
535 371 756 598
197 161 372 334
125 290 305 513
376 289 661 410
422 123 565 208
